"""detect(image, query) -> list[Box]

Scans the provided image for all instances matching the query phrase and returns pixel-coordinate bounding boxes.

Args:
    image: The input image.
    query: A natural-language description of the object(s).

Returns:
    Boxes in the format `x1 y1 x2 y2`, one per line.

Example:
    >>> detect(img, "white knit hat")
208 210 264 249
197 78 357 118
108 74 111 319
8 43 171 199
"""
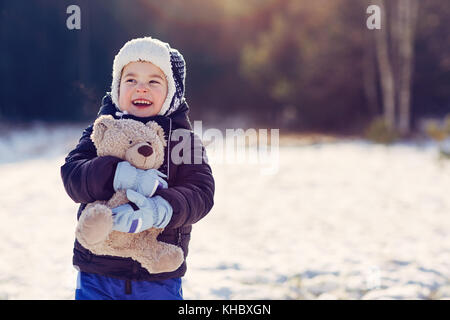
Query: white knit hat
111 37 186 116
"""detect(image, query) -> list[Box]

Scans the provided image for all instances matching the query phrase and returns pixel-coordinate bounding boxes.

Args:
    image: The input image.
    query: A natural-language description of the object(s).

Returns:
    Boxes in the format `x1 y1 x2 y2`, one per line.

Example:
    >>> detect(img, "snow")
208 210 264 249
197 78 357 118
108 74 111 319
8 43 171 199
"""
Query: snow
0 124 449 300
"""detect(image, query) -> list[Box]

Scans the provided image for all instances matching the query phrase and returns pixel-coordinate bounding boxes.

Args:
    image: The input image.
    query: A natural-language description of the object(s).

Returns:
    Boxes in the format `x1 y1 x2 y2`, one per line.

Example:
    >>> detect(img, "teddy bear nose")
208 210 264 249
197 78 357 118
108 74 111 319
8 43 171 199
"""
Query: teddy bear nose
138 145 153 157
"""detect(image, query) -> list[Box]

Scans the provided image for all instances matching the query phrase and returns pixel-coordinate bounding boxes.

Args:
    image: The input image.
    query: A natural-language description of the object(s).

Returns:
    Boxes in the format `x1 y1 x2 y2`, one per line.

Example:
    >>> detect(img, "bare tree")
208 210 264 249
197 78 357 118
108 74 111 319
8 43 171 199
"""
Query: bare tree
374 0 396 130
363 31 380 117
372 0 419 135
397 0 419 135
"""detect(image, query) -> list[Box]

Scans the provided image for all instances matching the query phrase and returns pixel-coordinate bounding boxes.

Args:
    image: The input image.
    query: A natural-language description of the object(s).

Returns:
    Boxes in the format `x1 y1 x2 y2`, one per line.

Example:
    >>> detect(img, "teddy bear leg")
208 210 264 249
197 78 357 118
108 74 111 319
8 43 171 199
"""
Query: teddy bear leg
76 203 113 247
136 241 184 274
151 242 185 274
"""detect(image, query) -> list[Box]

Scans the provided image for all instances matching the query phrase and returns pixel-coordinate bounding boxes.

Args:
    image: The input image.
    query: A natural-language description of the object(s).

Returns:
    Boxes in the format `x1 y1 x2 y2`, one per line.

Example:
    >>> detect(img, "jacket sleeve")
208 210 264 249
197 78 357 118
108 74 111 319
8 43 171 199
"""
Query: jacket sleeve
155 132 215 229
60 125 122 204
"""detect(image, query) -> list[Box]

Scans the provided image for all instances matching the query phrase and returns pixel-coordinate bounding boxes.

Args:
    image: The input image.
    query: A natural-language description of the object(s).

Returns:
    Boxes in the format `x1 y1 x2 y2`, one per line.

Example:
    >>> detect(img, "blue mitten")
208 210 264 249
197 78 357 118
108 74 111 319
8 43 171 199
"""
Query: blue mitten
113 161 168 197
111 190 173 233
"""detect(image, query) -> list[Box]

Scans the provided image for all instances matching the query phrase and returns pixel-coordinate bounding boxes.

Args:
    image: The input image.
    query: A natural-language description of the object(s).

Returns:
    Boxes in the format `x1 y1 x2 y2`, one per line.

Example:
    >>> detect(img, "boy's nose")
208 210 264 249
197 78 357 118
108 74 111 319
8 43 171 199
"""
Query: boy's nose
136 83 148 92
138 145 153 157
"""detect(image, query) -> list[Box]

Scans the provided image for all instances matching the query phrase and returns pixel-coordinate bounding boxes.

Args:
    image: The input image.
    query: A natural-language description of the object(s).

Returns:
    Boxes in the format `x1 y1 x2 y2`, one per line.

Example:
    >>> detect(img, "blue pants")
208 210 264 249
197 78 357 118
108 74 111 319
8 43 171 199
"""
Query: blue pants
75 272 183 300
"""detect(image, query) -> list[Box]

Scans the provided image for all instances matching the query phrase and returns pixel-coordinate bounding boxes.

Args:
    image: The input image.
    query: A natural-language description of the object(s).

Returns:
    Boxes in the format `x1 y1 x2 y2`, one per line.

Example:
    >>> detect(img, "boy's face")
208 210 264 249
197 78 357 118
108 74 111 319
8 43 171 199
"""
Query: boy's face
118 61 168 117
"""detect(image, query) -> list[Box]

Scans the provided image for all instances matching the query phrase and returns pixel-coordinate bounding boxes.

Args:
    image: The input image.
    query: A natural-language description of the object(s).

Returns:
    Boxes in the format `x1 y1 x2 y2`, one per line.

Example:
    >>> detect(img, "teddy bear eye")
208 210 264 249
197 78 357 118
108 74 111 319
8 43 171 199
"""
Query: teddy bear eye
129 140 133 145
146 141 152 145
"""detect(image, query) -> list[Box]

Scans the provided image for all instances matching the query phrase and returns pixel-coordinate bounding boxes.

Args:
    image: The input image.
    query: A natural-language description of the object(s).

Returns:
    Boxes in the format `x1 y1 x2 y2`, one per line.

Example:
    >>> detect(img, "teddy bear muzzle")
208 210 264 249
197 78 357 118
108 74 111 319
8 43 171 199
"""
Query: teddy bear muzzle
125 142 157 170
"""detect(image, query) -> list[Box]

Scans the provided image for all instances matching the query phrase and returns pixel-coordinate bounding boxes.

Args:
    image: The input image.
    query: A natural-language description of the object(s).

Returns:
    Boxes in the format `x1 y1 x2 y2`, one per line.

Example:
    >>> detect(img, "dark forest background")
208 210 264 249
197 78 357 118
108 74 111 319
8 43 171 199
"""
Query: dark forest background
0 0 449 135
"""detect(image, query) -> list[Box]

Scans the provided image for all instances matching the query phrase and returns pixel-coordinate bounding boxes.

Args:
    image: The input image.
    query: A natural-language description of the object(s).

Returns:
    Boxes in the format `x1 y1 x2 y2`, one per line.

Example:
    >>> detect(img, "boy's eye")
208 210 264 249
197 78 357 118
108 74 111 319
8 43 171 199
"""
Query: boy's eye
126 79 136 83
149 80 159 84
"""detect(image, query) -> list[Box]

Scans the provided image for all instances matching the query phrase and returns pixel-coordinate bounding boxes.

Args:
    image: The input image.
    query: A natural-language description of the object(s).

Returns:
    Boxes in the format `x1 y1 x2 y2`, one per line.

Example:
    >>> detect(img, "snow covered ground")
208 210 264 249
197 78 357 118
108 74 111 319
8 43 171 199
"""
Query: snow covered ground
0 123 450 300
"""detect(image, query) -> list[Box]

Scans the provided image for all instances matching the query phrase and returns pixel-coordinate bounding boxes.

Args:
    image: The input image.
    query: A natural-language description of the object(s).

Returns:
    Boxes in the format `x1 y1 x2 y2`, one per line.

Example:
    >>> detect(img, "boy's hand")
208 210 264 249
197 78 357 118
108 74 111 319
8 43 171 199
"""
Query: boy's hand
111 190 173 233
113 161 168 196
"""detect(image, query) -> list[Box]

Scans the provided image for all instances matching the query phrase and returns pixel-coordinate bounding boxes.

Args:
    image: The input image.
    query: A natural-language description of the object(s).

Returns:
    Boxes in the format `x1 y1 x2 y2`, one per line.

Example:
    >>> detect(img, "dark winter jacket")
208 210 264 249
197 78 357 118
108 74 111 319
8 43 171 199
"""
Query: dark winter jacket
60 94 215 281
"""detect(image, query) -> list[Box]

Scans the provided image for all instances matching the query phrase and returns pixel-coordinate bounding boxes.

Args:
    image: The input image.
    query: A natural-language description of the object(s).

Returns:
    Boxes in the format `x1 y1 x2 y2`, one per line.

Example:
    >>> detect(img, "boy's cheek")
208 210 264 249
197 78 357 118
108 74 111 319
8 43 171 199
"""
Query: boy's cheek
118 90 131 109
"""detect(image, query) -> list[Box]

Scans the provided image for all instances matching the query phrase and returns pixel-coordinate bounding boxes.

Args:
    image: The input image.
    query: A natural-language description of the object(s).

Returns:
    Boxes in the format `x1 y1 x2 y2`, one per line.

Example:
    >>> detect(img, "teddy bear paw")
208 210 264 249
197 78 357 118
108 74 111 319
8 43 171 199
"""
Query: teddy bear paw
76 204 113 246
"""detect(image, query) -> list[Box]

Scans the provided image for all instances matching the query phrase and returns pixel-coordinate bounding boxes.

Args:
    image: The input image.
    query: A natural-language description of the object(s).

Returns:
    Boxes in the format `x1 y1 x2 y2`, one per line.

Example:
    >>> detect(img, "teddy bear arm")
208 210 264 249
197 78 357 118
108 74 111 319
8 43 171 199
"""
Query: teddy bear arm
107 189 128 208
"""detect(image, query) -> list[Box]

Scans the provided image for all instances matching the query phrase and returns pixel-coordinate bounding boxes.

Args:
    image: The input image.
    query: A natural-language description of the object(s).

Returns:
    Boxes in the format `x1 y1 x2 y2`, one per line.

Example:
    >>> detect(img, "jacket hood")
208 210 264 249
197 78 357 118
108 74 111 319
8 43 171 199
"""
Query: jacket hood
98 93 192 131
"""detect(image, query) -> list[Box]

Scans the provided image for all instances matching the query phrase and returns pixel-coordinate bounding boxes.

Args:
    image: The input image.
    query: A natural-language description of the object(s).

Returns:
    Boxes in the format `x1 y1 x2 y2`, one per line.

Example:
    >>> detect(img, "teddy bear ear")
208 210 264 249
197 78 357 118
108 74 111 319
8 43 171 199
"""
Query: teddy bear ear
146 121 167 147
91 115 115 144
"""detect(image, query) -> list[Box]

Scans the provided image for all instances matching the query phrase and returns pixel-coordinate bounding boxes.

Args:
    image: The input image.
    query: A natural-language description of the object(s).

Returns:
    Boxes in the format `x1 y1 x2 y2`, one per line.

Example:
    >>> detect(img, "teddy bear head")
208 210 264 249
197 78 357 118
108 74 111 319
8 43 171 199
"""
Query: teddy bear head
91 115 166 170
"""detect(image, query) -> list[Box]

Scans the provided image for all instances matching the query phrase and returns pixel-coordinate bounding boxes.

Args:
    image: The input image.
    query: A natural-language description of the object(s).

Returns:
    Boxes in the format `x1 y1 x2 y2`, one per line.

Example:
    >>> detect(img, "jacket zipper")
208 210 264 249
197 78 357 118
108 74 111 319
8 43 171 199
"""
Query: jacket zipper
170 119 182 249
177 228 182 247
167 118 172 180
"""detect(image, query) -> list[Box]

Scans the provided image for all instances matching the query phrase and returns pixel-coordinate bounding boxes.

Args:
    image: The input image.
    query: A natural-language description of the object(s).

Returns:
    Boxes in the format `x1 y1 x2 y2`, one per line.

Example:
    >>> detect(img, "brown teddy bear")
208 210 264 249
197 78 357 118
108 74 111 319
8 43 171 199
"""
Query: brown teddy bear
75 115 184 274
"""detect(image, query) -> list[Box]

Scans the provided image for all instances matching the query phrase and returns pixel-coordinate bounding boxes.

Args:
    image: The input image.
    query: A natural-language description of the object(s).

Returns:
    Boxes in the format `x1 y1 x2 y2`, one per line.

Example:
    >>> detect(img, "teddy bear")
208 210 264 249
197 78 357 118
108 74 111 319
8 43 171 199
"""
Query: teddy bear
75 115 184 274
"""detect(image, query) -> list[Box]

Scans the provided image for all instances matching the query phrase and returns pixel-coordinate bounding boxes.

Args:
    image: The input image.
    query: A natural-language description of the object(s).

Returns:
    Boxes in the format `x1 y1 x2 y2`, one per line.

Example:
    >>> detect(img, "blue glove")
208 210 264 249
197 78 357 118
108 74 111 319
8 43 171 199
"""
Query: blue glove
113 161 168 197
111 189 173 233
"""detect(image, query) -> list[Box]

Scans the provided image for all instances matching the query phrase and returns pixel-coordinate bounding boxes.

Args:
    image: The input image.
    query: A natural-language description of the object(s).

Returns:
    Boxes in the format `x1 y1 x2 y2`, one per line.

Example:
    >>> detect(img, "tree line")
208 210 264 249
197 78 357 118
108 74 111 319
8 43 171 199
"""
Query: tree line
0 0 448 135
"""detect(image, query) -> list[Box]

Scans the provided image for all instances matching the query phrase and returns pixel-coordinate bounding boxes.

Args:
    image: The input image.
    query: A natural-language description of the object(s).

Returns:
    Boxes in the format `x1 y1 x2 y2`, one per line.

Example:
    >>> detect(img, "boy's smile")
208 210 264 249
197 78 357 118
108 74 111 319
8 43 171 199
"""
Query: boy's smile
118 61 168 117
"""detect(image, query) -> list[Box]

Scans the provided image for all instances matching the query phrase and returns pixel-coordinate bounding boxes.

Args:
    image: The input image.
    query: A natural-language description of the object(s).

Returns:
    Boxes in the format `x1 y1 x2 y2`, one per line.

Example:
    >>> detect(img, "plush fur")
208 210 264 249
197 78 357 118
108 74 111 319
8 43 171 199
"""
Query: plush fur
75 115 184 274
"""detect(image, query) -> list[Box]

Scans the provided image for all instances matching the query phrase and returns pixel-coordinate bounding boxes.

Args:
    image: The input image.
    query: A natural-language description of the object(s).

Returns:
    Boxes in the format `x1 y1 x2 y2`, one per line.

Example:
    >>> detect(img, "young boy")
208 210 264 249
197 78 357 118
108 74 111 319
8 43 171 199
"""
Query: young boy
61 37 215 300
